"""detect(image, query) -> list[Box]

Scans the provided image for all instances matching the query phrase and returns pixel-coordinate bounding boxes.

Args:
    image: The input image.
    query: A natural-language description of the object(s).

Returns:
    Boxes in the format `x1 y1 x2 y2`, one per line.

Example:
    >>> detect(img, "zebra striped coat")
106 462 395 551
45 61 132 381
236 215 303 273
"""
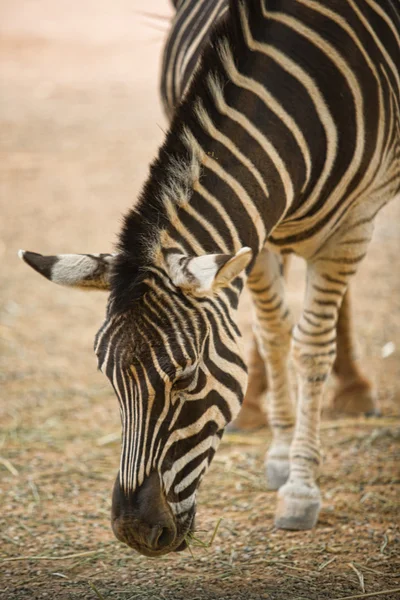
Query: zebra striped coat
161 0 381 428
20 0 399 557
161 0 228 120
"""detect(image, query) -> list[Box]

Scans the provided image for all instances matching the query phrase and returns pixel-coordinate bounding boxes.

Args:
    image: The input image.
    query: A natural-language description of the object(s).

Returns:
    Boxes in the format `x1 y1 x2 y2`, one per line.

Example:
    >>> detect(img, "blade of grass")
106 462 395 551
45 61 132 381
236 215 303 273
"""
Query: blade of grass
207 518 222 547
88 581 106 600
187 534 208 549
184 538 195 558
185 518 222 553
318 556 336 571
1 549 105 562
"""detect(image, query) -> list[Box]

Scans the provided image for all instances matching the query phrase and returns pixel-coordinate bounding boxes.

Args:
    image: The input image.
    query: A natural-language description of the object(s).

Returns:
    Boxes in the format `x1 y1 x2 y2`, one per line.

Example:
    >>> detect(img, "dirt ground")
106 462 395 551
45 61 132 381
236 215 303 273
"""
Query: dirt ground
1 2 399 599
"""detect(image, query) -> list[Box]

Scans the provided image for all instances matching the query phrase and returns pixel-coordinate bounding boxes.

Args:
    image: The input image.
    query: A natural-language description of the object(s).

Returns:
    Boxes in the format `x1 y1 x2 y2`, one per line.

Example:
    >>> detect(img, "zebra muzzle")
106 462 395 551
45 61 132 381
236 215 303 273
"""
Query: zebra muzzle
111 472 191 556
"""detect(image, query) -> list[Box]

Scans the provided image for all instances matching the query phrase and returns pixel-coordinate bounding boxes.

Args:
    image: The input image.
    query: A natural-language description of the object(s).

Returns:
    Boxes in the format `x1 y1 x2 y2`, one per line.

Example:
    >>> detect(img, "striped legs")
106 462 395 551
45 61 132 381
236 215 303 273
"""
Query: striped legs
235 284 377 432
275 218 375 530
230 256 291 431
227 335 269 430
247 249 295 490
332 287 378 415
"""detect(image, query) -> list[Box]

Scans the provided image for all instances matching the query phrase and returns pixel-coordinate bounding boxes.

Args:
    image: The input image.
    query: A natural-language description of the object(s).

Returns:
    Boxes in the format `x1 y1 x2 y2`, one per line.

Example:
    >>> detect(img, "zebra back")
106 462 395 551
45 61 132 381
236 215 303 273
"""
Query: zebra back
161 0 228 119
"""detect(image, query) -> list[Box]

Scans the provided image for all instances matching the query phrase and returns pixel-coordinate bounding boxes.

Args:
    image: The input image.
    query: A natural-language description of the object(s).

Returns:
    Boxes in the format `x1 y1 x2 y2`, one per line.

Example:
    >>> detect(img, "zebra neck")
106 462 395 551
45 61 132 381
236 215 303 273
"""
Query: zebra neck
113 0 313 307
149 94 298 268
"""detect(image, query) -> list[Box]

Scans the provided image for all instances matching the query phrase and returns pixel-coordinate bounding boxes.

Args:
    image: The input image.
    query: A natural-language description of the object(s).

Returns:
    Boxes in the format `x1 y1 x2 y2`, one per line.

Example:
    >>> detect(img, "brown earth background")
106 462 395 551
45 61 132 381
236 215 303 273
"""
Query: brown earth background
0 1 399 599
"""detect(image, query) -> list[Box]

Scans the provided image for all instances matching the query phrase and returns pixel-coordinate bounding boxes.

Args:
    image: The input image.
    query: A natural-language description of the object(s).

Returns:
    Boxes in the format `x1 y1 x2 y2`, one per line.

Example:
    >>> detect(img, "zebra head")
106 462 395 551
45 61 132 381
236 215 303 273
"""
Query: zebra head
19 247 252 556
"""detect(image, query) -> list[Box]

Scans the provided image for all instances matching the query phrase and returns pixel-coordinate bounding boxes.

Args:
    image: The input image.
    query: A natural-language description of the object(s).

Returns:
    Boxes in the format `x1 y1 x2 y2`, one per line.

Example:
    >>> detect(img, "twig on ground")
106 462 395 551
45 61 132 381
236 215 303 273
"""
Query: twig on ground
318 556 337 571
330 588 400 600
274 561 317 573
354 562 398 577
380 534 389 554
349 562 365 593
0 457 19 476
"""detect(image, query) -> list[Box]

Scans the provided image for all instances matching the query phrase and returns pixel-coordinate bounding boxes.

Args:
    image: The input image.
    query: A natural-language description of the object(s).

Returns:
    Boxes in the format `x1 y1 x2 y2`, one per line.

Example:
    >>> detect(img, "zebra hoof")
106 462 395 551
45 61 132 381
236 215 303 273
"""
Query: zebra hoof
265 457 290 490
274 481 321 530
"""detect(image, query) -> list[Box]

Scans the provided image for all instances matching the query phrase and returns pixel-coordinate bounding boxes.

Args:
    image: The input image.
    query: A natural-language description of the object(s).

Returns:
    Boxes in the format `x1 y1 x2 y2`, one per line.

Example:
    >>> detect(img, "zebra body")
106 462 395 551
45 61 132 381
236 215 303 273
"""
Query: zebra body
20 0 399 556
161 0 381 428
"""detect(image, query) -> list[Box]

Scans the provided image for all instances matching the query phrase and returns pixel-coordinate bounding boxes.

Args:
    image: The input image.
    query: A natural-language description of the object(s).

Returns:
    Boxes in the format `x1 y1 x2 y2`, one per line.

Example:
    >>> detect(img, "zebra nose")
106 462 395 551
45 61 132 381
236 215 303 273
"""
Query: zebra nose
147 522 176 550
111 472 177 554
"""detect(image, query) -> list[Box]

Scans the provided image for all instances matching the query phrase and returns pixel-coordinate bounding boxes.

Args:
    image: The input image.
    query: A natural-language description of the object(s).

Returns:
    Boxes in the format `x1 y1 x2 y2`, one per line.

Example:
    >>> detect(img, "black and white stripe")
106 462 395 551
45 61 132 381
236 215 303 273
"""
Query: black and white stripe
108 0 399 531
161 0 228 119
20 0 400 552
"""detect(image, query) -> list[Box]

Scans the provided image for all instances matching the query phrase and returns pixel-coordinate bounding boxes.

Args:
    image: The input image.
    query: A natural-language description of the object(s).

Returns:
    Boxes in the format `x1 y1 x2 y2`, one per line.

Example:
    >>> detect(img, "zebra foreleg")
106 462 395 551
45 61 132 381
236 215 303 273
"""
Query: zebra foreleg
247 249 295 490
230 256 291 431
227 335 269 431
275 220 375 530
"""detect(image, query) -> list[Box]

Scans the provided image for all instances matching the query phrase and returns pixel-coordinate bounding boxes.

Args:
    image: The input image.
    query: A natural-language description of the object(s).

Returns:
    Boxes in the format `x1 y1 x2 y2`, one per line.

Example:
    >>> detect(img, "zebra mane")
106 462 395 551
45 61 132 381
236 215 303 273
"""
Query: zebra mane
111 0 264 311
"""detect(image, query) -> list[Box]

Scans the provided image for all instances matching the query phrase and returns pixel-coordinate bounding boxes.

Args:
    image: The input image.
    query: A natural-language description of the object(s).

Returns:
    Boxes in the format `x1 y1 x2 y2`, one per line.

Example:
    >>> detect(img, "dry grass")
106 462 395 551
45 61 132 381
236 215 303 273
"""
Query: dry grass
1 408 399 600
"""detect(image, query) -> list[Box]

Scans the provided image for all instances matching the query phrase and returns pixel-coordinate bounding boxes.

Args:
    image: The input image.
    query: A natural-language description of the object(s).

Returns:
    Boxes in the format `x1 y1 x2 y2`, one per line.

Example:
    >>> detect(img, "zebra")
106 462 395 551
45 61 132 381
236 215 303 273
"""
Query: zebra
19 0 399 557
160 0 381 431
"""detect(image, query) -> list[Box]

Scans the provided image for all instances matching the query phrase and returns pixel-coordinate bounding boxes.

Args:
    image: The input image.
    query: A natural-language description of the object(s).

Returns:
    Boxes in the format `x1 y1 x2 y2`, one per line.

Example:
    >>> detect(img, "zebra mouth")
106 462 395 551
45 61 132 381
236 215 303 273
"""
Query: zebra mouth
113 509 196 558
173 511 196 553
111 471 198 557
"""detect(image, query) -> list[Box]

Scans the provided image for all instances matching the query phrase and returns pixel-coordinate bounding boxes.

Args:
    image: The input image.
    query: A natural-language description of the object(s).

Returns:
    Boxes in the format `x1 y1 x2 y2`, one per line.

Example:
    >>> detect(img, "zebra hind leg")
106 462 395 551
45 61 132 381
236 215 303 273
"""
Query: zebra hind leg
227 336 269 431
234 268 377 435
247 249 295 490
331 287 379 415
275 219 375 530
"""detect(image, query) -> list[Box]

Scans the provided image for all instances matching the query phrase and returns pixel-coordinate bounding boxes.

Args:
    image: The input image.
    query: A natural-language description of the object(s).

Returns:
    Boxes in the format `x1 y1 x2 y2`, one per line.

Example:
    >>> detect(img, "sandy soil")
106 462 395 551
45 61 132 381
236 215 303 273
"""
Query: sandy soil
1 2 399 599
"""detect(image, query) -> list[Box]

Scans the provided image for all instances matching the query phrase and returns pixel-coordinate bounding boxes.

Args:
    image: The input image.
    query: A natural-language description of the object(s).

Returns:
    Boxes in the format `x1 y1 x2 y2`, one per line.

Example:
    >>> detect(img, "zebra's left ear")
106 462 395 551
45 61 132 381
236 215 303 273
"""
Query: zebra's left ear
168 247 253 294
18 250 116 291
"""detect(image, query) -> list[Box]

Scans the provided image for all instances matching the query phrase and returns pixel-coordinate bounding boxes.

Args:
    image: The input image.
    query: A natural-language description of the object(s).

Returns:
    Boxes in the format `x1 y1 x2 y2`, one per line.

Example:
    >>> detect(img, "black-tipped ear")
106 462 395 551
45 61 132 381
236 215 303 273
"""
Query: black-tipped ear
18 250 116 291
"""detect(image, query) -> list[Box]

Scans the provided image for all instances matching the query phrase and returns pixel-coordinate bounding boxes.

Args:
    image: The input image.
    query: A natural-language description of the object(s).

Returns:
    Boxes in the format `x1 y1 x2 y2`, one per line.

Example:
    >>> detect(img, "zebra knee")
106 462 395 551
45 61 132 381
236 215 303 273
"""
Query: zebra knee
291 324 337 384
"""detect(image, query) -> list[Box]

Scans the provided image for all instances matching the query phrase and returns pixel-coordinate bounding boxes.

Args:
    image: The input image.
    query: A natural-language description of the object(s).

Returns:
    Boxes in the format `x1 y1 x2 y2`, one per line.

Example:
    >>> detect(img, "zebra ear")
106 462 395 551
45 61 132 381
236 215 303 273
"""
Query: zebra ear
168 247 252 294
18 250 116 291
